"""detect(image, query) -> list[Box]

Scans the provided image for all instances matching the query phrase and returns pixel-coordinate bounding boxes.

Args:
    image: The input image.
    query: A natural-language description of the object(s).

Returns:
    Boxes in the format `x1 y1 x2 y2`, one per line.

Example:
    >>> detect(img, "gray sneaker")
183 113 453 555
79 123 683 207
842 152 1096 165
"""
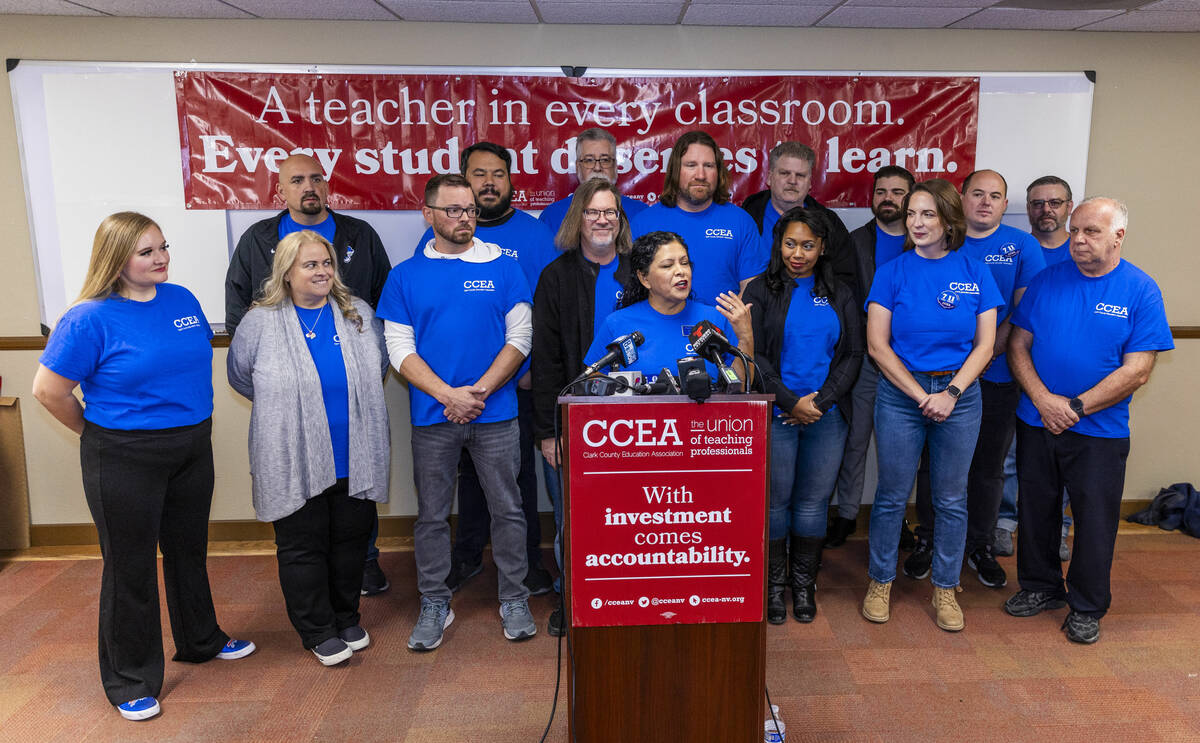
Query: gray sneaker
500 599 537 641
408 597 454 651
993 528 1014 557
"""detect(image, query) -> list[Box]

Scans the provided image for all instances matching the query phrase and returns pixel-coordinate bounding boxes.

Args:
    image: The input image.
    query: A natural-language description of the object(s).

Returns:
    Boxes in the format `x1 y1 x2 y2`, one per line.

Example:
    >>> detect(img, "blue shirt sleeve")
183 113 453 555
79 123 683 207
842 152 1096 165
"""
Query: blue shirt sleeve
974 259 1004 315
40 306 102 382
1010 270 1044 332
865 259 898 311
735 208 769 283
1014 233 1046 293
374 265 409 324
1125 282 1174 354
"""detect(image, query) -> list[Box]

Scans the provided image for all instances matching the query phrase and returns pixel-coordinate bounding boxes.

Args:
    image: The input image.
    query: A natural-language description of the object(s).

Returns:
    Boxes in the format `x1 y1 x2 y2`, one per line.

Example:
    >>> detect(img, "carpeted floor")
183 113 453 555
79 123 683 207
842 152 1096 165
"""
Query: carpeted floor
0 527 1197 742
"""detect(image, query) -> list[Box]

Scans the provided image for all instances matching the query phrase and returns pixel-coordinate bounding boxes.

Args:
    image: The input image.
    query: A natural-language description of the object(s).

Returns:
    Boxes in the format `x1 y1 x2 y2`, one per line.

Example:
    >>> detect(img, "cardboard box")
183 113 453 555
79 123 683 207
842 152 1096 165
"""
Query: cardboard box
0 397 32 549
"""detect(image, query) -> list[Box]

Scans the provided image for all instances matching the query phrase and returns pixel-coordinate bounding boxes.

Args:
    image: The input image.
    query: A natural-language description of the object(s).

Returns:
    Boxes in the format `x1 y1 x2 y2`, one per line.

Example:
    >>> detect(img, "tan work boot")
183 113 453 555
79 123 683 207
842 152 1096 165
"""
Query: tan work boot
862 579 891 623
932 585 964 631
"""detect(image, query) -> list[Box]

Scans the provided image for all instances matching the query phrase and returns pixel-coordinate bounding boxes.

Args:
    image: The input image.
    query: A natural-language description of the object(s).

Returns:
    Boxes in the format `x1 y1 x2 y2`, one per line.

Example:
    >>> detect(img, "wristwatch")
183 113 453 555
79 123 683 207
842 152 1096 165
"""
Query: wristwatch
1069 397 1085 416
946 384 962 399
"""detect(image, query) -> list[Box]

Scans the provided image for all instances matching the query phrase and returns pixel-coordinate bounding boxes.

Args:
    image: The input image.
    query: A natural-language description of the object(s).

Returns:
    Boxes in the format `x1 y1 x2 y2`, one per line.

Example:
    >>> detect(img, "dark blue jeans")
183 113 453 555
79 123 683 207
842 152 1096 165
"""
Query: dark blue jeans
869 373 982 588
770 412 849 540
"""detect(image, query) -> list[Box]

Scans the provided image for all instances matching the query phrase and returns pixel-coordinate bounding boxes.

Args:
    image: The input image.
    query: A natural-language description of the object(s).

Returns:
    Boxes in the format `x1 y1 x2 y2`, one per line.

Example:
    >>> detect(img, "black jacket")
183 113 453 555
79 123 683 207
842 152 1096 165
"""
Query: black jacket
742 273 863 422
740 189 856 290
531 250 632 441
224 209 391 335
849 218 878 314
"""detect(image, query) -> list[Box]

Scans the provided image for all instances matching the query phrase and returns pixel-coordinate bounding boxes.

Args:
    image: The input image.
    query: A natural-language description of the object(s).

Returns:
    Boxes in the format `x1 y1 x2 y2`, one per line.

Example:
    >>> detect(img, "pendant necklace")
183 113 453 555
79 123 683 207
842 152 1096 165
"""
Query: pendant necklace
298 304 326 339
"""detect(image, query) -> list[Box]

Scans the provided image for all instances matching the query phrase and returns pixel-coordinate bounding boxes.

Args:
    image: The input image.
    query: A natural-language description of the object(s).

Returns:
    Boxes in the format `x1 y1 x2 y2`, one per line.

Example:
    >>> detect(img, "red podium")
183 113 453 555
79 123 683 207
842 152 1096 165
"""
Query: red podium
560 395 772 743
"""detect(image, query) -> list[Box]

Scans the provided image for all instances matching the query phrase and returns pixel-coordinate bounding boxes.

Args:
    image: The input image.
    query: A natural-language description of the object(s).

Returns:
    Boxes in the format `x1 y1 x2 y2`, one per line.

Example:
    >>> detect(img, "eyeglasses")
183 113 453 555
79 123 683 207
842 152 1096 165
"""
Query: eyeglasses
579 156 615 168
425 204 479 219
583 208 619 221
1028 199 1067 210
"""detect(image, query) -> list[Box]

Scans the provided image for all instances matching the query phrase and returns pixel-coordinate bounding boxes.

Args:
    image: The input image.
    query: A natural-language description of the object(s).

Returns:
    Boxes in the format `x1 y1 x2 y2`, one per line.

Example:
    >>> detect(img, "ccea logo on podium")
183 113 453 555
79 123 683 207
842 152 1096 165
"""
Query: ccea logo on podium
582 418 683 448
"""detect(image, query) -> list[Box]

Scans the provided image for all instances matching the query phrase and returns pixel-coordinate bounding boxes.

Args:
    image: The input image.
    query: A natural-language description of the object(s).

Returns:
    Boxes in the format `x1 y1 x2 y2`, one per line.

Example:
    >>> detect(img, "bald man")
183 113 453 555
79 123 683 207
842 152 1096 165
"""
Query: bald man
224 153 393 594
224 154 391 335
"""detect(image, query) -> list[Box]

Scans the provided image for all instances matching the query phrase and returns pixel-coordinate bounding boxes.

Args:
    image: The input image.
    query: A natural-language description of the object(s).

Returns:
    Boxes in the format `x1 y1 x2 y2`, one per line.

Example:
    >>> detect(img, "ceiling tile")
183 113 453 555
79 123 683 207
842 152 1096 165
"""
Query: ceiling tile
688 0 833 5
75 0 254 17
0 0 101 13
950 7 1123 28
225 0 398 20
819 5 982 27
842 0 996 6
538 2 682 24
683 3 829 25
1080 9 1200 28
378 0 538 22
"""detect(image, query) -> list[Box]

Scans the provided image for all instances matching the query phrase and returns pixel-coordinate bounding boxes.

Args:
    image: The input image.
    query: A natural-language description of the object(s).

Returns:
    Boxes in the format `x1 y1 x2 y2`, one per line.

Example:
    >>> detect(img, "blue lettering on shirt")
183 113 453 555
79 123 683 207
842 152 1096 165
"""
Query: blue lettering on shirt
585 300 738 382
961 224 1045 383
295 304 349 478
631 202 766 305
779 275 841 414
376 252 531 427
39 283 214 430
866 250 1003 372
1013 259 1173 438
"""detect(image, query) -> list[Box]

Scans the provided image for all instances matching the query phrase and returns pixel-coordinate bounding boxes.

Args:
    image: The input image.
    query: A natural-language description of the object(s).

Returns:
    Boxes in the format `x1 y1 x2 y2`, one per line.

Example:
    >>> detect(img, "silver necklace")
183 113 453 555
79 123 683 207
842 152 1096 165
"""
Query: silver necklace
297 303 326 339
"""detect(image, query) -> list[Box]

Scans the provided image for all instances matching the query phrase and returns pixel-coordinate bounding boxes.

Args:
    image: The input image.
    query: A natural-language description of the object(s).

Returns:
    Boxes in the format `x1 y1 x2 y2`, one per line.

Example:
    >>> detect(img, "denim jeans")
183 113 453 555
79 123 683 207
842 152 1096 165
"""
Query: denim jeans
770 413 850 540
411 418 529 603
542 455 564 594
868 373 982 588
834 356 879 519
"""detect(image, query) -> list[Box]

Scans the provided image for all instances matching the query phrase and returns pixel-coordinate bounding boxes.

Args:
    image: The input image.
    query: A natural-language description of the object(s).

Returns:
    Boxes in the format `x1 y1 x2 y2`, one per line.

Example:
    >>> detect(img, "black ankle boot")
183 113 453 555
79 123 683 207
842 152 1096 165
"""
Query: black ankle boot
767 538 787 625
791 536 823 623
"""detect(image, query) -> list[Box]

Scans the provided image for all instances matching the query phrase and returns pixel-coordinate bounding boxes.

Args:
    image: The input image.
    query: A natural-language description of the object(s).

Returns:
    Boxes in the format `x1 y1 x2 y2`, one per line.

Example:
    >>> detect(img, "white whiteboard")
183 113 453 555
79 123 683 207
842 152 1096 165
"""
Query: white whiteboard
10 61 1093 329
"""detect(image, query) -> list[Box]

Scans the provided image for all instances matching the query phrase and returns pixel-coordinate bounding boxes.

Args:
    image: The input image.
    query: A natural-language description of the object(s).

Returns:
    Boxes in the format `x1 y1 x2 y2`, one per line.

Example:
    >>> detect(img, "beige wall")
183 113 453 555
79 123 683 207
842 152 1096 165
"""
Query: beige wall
1 16 1196 525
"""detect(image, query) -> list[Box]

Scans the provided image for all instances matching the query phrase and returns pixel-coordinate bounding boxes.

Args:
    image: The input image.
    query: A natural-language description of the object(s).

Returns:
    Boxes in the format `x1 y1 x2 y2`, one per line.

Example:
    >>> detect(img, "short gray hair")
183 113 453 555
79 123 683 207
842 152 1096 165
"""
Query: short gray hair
768 141 816 172
1079 196 1129 231
575 128 616 157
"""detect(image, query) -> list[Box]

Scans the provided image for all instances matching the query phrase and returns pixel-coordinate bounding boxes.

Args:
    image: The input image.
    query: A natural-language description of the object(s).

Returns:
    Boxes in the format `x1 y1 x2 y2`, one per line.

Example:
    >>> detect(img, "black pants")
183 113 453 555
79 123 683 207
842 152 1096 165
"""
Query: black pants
913 380 1019 551
1015 421 1129 618
272 479 376 649
81 419 228 706
452 387 541 567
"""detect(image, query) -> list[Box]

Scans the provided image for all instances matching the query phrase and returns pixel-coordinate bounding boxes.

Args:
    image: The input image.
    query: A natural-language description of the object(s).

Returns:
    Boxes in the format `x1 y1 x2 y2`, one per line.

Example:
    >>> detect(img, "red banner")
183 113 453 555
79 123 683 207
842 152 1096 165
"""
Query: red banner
565 398 769 628
175 71 978 210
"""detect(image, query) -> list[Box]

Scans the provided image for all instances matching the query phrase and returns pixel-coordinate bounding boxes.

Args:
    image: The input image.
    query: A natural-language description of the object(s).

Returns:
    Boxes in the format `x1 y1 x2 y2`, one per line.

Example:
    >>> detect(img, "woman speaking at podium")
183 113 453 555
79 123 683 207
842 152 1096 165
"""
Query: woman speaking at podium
583 231 752 383
742 208 863 625
862 180 1000 632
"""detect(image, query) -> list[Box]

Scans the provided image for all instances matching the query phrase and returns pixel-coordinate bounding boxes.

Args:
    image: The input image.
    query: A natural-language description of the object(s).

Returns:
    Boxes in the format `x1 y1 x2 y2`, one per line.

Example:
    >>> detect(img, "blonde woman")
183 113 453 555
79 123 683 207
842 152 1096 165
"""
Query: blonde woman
227 230 389 667
33 212 255 723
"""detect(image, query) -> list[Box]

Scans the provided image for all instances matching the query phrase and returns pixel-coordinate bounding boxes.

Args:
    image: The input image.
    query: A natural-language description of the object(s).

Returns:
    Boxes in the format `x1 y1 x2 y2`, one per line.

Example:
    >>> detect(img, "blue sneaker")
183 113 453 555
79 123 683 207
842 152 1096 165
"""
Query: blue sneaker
408 597 454 651
500 599 537 641
117 696 160 721
216 638 256 660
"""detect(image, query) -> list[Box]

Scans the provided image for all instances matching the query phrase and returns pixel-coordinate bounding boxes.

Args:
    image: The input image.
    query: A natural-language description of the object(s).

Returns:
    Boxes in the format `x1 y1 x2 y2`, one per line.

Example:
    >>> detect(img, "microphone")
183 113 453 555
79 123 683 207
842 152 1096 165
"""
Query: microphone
676 356 711 402
573 331 645 384
688 320 743 393
634 367 681 395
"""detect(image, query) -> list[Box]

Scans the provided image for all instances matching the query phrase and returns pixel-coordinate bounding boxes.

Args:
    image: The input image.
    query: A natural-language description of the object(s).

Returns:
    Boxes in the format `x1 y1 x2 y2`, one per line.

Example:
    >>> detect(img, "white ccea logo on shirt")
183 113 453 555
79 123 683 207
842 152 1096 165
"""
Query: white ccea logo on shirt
173 315 201 330
464 280 496 292
813 296 830 306
1094 302 1129 318
948 282 980 294
704 228 734 239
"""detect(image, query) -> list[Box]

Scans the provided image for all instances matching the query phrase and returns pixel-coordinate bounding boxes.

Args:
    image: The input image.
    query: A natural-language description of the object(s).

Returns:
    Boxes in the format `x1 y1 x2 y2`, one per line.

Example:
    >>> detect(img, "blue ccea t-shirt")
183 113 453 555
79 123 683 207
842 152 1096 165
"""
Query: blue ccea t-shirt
585 300 738 384
630 202 766 305
867 250 1002 373
961 224 1045 384
779 276 841 414
1012 259 1173 439
592 255 624 336
376 250 531 427
295 304 350 479
40 283 214 430
538 193 648 236
1041 238 1072 268
874 226 907 271
280 212 337 246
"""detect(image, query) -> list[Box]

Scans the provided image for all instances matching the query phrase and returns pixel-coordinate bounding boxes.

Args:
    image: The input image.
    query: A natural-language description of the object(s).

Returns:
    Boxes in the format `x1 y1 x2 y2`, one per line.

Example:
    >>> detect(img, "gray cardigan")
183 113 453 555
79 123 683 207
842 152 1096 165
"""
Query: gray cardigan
227 296 390 522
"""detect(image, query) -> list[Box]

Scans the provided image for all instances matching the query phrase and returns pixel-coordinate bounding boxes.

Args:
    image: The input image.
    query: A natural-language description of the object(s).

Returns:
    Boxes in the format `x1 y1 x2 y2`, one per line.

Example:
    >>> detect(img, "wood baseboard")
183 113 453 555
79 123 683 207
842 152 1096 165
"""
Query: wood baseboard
30 513 561 547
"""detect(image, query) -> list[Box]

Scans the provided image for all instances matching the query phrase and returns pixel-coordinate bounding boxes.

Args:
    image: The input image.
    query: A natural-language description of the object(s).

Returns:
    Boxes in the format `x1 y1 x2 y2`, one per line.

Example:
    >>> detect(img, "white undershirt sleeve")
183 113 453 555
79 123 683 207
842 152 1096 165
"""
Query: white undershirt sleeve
383 320 417 370
505 302 533 357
